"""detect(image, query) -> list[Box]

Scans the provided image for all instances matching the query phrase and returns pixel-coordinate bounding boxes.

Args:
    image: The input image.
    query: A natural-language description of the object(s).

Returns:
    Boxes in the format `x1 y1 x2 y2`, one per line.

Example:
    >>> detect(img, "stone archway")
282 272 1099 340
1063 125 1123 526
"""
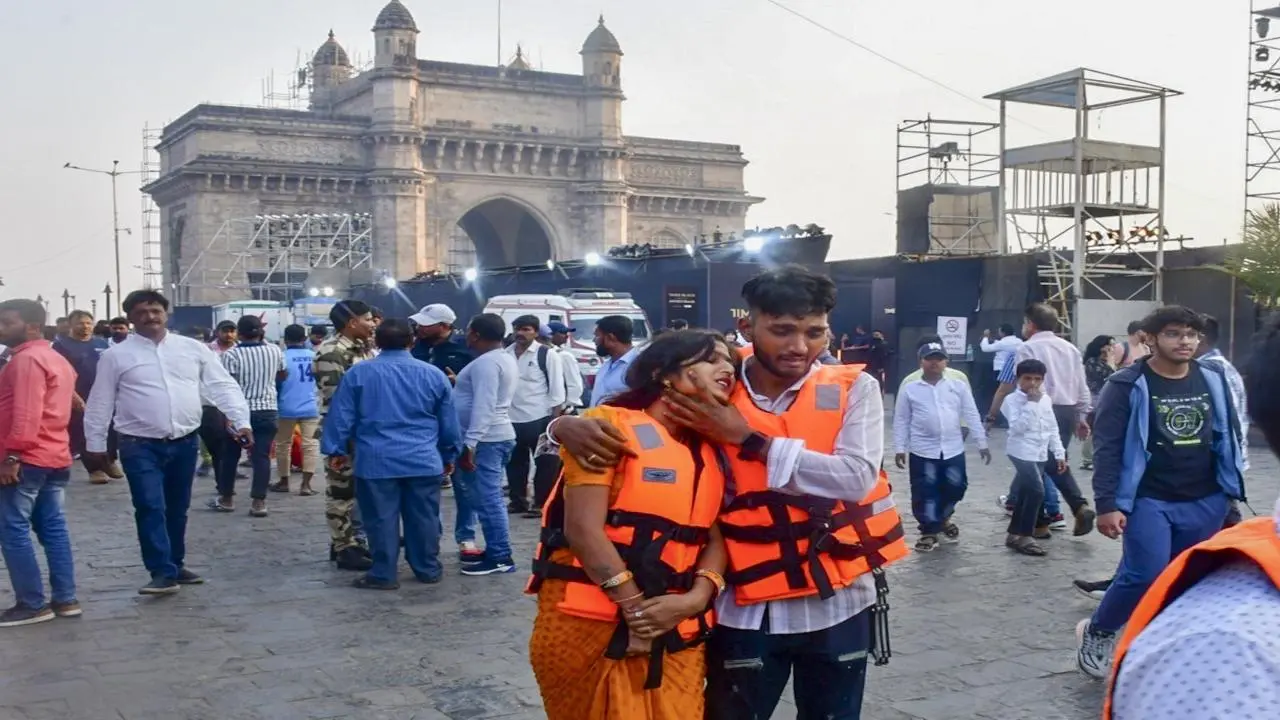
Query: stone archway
446 196 556 272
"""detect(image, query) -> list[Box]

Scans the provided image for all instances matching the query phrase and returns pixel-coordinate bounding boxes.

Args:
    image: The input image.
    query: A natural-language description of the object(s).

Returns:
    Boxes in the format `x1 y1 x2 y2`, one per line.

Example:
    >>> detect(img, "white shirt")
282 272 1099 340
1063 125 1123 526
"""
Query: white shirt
715 361 891 635
979 335 1023 371
1014 331 1092 417
84 332 251 452
551 344 585 408
506 343 566 424
893 376 987 458
1111 560 1280 719
1000 390 1065 462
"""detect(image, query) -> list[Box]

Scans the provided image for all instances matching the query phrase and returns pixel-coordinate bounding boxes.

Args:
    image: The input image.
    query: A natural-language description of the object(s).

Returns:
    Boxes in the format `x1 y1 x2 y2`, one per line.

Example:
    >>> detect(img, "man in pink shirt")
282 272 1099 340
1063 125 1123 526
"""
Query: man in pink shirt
0 298 79 628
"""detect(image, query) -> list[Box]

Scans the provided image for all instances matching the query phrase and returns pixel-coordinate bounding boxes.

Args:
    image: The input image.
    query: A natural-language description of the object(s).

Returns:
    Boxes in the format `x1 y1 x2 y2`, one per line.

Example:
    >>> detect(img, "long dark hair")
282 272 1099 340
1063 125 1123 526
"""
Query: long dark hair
1083 334 1113 362
608 330 738 411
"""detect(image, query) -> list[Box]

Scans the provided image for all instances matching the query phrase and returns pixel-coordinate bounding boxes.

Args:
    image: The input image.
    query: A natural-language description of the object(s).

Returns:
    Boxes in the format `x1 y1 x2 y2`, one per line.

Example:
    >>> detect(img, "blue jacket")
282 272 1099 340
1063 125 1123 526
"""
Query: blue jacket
1091 358 1246 515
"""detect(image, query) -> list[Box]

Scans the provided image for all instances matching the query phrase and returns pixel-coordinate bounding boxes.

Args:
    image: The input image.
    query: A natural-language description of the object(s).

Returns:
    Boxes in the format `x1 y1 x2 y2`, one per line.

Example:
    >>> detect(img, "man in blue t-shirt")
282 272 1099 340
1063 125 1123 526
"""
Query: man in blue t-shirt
272 324 321 495
53 309 118 483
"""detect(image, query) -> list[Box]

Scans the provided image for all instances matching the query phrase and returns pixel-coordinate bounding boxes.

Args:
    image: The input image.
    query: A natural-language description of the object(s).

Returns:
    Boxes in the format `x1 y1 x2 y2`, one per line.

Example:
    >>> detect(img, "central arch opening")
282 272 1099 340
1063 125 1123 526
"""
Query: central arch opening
447 198 553 272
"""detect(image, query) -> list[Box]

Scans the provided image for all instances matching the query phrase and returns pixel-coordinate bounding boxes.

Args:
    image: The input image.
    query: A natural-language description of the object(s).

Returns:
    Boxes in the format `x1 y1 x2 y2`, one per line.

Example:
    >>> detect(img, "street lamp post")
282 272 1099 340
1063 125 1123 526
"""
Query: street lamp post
63 161 144 316
103 284 114 318
61 289 70 317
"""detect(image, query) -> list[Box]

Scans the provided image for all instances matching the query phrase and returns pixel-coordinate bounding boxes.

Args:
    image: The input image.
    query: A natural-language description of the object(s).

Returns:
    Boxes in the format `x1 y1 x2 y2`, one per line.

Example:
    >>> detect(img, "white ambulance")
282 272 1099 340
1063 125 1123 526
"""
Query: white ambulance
482 289 653 388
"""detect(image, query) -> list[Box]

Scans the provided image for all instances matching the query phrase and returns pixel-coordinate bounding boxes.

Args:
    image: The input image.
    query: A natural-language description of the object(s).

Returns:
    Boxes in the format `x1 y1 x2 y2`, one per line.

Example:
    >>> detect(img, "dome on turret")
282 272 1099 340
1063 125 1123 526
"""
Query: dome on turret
313 31 350 67
373 1 419 32
581 15 622 55
507 45 532 71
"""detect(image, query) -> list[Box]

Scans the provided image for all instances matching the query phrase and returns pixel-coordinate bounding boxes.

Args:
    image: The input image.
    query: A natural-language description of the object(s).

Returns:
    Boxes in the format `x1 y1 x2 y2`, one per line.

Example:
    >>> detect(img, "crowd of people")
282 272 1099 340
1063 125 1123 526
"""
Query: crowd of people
1 261 1278 718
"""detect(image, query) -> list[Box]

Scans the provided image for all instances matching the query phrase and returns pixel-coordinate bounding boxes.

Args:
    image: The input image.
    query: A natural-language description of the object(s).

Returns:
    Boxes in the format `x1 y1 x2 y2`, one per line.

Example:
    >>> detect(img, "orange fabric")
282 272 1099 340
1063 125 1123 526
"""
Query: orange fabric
737 345 753 359
527 406 723 717
1102 517 1280 719
719 364 908 604
529 579 706 719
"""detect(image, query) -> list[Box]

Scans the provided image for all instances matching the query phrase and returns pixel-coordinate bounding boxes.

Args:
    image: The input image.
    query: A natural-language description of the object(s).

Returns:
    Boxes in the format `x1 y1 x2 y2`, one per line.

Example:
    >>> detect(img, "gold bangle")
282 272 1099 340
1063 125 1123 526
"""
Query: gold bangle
600 570 634 591
613 591 644 605
694 569 727 597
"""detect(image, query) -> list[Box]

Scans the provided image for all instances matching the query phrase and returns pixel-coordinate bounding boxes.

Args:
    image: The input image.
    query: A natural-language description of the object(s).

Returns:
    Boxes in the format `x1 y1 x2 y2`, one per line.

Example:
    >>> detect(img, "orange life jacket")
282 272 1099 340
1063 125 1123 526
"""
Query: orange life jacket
718 363 908 607
738 344 754 359
525 407 726 689
1102 516 1280 719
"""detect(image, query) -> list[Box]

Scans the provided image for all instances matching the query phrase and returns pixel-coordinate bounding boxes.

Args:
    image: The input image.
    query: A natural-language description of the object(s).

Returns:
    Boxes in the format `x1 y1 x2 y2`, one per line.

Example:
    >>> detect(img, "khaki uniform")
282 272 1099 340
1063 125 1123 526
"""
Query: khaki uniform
314 334 373 551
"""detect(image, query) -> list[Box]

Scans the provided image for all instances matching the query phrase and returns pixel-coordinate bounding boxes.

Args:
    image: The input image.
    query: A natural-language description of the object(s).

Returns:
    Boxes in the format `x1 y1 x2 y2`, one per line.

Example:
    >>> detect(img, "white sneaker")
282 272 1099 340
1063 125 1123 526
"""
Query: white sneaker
997 494 1012 517
1075 618 1115 680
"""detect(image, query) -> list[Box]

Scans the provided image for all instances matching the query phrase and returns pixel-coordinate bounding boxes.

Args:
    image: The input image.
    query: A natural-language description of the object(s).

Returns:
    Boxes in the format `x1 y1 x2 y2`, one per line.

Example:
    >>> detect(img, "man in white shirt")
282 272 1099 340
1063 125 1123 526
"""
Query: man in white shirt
894 342 990 551
980 324 1023 373
545 321 585 410
84 290 252 596
988 303 1098 537
504 314 565 517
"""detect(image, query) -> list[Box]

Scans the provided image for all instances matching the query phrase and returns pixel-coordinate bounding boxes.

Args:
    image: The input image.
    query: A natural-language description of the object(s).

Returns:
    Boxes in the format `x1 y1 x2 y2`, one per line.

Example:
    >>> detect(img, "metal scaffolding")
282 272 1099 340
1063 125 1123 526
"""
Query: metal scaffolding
895 117 1001 256
986 68 1180 340
176 213 374 303
140 124 164 290
1247 2 1280 214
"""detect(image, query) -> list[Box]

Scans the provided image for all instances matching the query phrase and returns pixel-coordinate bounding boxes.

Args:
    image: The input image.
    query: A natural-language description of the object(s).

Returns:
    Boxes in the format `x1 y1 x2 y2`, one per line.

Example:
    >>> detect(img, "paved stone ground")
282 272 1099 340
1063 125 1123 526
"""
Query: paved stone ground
1 425 1275 720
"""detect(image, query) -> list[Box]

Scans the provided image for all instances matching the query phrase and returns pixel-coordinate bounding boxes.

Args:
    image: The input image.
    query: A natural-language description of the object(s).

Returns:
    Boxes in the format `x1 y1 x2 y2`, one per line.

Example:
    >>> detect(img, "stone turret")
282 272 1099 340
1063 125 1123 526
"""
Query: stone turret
580 15 624 142
373 0 419 69
311 31 352 98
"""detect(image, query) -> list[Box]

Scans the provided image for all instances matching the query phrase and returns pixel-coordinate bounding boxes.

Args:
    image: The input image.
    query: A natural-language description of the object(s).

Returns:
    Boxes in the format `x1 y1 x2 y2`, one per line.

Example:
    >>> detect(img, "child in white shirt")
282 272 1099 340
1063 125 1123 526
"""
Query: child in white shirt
1001 358 1066 556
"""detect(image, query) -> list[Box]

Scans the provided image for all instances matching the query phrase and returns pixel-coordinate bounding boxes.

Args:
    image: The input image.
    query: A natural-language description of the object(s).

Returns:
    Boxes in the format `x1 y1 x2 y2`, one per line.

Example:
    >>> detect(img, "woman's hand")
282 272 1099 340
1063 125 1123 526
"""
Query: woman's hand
625 631 653 656
626 593 704 640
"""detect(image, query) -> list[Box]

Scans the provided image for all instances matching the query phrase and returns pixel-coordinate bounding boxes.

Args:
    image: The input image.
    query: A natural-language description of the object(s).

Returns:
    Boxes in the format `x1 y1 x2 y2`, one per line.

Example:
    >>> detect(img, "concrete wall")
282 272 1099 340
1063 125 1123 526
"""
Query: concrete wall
420 85 581 137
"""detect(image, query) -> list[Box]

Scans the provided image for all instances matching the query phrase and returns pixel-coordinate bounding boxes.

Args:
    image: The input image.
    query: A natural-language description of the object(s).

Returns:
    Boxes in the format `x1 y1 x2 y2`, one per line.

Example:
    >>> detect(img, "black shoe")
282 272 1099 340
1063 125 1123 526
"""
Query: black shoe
352 575 399 591
329 544 337 562
1073 506 1097 537
0 604 55 628
335 546 374 571
521 509 542 519
507 504 528 515
415 574 442 584
138 577 180 596
176 568 204 585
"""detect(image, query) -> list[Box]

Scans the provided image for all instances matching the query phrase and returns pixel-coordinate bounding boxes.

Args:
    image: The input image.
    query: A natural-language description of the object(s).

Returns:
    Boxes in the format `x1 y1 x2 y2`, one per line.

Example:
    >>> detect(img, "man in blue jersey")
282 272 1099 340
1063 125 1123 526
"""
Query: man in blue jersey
270 324 320 496
53 309 118 484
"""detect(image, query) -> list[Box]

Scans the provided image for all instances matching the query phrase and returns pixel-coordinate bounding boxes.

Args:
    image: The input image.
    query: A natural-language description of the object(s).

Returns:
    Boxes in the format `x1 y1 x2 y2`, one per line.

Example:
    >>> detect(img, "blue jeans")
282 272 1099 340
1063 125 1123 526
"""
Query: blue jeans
454 440 515 561
908 453 968 534
0 465 75 609
705 607 871 719
356 475 444 583
1092 493 1229 632
118 434 200 580
217 410 278 499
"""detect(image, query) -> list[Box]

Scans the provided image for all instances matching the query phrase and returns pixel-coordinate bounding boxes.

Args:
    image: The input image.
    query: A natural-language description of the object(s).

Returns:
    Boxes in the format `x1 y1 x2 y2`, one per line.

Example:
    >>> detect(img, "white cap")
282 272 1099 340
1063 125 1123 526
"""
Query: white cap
408 304 456 327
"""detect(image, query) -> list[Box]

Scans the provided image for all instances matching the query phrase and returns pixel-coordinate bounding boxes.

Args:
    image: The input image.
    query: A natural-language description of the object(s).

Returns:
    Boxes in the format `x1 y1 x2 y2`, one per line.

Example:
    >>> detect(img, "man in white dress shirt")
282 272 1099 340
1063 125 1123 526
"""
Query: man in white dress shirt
894 342 990 551
84 290 252 596
504 314 565 517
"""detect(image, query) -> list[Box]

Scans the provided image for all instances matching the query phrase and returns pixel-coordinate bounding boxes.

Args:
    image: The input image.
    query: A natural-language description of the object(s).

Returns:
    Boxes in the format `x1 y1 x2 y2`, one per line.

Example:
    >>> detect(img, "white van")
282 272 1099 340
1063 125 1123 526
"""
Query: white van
482 289 652 383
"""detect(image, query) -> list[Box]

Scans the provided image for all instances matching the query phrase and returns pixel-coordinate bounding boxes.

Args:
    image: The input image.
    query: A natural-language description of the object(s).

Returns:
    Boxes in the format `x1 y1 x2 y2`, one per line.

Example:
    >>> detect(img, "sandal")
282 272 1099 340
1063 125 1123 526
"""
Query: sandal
249 505 269 518
269 481 290 493
942 522 960 540
1033 526 1052 540
298 487 316 496
914 535 939 552
1006 535 1047 556
206 498 234 513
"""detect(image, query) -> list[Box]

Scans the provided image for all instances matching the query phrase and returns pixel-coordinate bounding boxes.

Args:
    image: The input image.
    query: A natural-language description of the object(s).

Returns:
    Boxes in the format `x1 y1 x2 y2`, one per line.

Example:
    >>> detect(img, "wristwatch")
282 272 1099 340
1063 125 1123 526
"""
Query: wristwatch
737 432 769 462
3 455 20 466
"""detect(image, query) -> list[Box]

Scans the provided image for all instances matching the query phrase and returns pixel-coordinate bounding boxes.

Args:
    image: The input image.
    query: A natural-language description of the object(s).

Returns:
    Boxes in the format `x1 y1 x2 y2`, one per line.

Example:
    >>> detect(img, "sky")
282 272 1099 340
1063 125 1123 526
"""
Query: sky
0 1 1249 316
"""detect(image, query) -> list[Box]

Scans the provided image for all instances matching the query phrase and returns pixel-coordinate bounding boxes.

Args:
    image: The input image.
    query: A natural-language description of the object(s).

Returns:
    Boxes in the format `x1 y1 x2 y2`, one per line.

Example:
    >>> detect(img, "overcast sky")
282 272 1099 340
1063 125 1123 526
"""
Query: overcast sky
0 1 1246 315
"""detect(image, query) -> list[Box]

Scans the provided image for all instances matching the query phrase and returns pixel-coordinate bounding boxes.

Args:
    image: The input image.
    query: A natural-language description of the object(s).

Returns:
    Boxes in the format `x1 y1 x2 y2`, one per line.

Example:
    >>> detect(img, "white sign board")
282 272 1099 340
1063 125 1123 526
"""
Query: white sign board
936 316 968 355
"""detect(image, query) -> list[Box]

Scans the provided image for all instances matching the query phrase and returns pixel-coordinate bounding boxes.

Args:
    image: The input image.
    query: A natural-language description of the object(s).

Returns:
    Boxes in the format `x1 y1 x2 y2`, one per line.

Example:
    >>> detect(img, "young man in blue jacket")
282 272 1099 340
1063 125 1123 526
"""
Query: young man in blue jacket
1075 306 1246 680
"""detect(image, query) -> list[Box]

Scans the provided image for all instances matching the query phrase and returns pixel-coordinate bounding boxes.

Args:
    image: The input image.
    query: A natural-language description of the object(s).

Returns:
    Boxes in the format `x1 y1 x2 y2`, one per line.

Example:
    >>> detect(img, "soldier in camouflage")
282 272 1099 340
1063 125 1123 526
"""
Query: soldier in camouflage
314 299 376 571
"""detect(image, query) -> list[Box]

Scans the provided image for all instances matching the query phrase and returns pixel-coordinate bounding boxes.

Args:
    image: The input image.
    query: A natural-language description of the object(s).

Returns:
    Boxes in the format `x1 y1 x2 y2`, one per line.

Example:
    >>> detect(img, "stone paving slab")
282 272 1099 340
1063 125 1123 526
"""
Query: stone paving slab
1 426 1275 720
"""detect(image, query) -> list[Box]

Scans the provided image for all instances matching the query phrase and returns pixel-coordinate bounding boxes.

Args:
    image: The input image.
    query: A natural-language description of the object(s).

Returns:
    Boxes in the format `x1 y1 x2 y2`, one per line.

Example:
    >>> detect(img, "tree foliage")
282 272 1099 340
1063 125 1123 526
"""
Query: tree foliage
1226 203 1280 309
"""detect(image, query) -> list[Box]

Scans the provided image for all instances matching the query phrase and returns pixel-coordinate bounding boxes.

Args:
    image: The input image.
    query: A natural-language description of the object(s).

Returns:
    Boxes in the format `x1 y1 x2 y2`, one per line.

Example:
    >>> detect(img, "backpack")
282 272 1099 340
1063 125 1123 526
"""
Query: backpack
536 344 550 391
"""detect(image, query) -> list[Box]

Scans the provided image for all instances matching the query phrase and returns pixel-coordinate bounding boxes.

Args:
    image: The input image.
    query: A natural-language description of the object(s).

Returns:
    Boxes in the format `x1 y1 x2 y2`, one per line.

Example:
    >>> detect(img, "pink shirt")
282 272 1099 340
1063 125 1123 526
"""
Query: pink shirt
0 340 75 469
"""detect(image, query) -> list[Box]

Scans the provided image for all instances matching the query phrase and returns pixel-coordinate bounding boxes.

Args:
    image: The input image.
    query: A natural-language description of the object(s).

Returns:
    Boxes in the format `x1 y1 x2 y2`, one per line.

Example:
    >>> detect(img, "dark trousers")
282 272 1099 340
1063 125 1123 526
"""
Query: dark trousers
908 453 968 534
506 417 559 511
217 410 278 499
68 409 117 471
117 433 200 580
705 608 871 720
1007 457 1047 536
1008 405 1089 514
355 475 444 583
198 405 230 486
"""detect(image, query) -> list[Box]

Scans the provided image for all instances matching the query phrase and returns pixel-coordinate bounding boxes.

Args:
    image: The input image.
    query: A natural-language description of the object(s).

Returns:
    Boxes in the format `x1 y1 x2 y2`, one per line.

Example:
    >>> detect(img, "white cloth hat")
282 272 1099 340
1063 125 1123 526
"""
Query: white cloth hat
408 304 456 327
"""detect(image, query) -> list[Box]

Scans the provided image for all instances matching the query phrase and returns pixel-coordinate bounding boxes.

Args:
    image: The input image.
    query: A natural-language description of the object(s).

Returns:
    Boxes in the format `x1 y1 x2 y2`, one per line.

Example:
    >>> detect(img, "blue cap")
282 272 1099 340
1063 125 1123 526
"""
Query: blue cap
547 321 576 334
918 342 948 360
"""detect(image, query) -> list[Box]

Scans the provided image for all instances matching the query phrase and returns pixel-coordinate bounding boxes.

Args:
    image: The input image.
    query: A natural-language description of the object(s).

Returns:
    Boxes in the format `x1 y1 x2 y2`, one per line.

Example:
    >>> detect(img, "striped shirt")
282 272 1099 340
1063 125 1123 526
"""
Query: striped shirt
221 341 286 412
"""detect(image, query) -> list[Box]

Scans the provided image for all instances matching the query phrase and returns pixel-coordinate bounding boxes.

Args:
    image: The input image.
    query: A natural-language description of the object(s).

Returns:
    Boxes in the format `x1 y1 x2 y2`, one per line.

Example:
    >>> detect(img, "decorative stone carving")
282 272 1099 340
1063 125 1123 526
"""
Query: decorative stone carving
627 163 702 187
252 139 343 163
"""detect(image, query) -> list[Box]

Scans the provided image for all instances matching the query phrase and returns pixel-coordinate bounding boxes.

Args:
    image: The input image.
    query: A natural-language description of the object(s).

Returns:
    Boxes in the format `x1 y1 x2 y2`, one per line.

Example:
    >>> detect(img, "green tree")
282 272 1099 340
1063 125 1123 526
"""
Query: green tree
1226 203 1280 309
